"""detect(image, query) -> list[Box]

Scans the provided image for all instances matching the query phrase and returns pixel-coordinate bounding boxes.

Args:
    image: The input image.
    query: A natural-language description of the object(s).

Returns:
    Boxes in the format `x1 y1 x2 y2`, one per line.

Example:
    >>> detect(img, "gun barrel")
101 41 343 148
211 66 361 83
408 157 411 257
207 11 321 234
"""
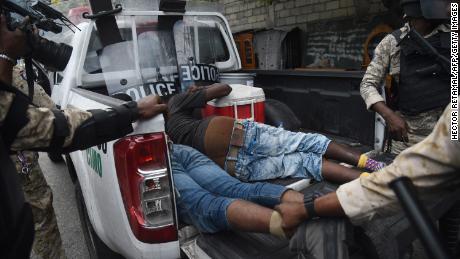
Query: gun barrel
409 28 450 71
390 177 452 259
36 19 62 33
3 0 42 21
31 1 64 20
3 0 63 33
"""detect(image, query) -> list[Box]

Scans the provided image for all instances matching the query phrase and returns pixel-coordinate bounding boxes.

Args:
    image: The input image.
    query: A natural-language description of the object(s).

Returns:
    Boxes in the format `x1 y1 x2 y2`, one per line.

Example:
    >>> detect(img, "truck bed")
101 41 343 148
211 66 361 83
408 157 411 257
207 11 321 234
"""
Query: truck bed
251 69 375 148
191 69 397 259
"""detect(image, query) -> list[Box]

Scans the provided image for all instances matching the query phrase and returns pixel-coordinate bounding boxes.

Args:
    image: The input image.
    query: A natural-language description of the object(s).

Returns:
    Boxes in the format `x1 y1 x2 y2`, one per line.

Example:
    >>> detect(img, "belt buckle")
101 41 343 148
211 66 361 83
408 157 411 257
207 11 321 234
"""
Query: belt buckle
230 122 245 147
235 120 244 129
230 129 244 147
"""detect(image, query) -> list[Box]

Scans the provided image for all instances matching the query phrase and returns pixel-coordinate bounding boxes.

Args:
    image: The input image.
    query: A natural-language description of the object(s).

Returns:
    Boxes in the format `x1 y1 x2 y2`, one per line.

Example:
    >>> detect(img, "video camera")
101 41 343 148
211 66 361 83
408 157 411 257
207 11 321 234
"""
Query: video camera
0 0 73 71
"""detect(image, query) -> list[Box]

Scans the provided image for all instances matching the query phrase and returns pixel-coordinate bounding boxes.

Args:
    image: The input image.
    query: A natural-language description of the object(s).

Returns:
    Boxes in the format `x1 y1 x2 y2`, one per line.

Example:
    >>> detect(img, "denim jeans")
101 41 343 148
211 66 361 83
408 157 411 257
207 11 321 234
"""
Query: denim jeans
228 120 331 182
171 144 287 233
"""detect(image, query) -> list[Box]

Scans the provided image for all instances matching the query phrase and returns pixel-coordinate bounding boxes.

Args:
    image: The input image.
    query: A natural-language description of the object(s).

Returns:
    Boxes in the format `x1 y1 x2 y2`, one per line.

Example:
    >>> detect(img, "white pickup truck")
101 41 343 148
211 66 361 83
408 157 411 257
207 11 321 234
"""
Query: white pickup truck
50 2 429 259
50 4 280 259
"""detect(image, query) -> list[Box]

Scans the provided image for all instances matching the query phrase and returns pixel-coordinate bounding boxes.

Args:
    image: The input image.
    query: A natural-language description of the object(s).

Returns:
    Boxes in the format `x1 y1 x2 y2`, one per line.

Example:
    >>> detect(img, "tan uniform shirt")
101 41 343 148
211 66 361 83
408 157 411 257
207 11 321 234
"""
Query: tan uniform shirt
360 23 451 110
337 105 460 224
1 66 92 150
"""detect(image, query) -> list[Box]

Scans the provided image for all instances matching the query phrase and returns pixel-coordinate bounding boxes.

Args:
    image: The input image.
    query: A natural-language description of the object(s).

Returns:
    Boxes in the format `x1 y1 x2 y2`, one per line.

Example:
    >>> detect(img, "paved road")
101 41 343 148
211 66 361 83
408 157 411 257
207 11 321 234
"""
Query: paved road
37 153 90 259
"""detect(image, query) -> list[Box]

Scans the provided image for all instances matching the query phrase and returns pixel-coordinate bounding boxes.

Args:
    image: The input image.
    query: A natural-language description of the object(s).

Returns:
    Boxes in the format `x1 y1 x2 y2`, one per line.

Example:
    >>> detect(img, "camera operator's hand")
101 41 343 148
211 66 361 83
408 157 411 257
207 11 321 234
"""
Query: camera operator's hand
137 95 168 120
0 15 29 59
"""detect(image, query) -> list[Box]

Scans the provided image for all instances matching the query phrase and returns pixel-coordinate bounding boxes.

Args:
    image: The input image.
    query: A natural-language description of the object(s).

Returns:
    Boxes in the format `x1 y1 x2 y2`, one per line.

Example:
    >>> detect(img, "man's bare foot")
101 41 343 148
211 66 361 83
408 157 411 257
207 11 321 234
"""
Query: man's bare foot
275 202 307 237
280 190 304 204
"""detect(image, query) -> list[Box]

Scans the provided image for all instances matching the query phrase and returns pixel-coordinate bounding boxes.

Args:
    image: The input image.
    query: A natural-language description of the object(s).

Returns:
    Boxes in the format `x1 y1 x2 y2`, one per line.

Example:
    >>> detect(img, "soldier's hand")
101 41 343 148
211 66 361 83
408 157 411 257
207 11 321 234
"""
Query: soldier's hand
0 15 29 59
387 112 410 142
137 95 168 119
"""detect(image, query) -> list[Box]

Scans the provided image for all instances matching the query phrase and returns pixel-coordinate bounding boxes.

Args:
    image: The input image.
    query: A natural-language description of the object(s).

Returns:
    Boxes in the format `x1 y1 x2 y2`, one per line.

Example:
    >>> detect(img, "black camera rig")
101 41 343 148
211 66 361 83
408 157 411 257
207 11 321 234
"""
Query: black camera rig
1 0 75 98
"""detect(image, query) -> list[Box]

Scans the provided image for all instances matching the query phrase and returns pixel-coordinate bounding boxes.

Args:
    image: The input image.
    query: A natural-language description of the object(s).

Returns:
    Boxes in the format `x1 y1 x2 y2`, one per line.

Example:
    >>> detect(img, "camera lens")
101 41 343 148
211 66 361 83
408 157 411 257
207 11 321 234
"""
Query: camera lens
30 35 73 71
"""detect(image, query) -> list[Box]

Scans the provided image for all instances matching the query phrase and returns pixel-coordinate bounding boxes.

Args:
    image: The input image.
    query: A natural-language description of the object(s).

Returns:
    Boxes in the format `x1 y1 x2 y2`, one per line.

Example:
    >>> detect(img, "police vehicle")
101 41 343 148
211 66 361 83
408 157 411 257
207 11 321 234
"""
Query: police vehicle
51 1 281 258
50 0 441 258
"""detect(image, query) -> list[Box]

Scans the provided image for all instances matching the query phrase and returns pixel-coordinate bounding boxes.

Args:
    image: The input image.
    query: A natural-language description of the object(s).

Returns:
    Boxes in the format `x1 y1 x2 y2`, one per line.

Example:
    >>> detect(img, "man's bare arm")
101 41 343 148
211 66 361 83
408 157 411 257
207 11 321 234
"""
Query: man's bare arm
314 193 346 216
204 83 232 101
276 192 346 232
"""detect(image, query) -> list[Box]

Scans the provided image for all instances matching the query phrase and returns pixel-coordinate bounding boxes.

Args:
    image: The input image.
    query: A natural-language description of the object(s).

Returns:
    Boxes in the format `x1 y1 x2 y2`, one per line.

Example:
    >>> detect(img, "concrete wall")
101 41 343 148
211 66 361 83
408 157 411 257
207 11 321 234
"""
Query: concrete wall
221 0 388 33
219 0 400 69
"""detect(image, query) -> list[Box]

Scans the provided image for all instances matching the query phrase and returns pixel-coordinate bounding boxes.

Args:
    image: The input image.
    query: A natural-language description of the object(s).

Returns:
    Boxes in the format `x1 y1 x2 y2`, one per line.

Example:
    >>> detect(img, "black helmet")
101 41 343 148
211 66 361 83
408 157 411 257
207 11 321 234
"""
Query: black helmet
401 0 449 19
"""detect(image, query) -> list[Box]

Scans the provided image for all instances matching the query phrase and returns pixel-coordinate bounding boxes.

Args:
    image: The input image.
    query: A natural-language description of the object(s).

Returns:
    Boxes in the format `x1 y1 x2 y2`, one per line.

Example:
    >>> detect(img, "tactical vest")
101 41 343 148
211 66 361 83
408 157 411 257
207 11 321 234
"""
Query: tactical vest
393 29 450 115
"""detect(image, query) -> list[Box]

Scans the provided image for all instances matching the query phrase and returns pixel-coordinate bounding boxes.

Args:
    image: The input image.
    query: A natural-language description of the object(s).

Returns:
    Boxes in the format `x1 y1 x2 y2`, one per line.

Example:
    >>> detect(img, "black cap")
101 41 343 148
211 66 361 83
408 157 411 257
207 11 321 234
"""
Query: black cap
400 0 423 18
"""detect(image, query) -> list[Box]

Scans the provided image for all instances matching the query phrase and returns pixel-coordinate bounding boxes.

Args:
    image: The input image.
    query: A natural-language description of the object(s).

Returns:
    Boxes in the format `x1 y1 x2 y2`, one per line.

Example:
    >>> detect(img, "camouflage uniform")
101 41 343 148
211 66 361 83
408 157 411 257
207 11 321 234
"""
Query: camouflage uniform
1 61 136 257
10 67 66 259
0 75 92 150
360 23 450 154
337 105 460 224
1 66 91 258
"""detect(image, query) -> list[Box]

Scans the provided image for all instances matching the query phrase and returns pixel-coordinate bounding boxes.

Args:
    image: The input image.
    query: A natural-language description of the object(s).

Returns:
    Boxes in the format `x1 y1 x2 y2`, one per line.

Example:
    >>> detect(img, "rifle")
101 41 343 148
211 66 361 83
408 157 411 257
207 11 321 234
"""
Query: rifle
400 26 450 75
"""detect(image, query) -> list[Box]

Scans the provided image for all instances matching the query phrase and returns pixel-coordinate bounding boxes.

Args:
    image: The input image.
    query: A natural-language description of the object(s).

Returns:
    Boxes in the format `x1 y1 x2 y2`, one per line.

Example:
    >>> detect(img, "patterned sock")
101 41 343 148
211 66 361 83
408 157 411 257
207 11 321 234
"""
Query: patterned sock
358 154 386 172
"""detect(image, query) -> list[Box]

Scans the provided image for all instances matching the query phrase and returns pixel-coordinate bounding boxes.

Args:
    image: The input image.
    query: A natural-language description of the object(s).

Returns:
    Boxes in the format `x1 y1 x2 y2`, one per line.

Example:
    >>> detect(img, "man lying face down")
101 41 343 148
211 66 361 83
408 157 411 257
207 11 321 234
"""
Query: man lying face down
163 83 386 184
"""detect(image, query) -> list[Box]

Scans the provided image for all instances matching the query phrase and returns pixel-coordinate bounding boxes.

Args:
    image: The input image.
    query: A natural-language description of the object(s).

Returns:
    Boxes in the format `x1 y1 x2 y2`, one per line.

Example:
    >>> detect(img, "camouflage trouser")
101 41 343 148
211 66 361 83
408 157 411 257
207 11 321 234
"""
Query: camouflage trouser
12 152 66 259
390 108 444 155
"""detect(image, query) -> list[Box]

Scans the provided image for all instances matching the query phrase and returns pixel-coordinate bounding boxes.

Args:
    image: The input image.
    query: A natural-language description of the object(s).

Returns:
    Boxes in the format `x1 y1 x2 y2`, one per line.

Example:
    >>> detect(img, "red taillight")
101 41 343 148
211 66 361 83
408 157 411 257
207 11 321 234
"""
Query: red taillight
114 133 177 243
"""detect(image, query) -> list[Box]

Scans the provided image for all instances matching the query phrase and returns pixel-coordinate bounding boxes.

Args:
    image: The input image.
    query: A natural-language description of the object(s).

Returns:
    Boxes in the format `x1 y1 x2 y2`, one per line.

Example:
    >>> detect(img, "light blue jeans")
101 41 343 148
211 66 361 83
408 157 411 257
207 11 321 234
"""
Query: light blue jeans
172 144 287 233
227 120 331 182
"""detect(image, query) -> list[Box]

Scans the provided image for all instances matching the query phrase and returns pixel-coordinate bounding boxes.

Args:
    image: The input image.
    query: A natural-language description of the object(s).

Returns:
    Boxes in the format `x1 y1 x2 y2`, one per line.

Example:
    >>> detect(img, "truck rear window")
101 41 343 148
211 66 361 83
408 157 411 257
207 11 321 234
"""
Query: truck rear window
79 14 237 101
83 28 133 74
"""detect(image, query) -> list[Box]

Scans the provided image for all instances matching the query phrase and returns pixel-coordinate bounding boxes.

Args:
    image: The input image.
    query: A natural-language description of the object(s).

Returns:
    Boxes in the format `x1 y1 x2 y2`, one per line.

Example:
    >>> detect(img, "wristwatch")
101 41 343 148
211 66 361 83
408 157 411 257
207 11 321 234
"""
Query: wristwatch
122 101 140 121
303 195 319 220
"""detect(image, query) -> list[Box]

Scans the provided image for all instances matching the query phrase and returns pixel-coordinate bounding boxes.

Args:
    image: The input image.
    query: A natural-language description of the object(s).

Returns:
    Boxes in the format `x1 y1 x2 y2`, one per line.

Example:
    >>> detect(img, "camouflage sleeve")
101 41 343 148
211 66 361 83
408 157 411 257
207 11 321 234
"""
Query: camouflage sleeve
31 85 56 109
337 106 460 224
360 34 398 110
1 67 92 151
0 90 92 151
10 105 92 151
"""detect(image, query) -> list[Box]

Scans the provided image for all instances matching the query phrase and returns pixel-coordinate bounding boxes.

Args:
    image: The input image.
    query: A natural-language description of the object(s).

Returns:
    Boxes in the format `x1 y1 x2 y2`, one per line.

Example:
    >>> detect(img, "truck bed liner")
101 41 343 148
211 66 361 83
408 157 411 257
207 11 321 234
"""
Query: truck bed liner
197 231 295 259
